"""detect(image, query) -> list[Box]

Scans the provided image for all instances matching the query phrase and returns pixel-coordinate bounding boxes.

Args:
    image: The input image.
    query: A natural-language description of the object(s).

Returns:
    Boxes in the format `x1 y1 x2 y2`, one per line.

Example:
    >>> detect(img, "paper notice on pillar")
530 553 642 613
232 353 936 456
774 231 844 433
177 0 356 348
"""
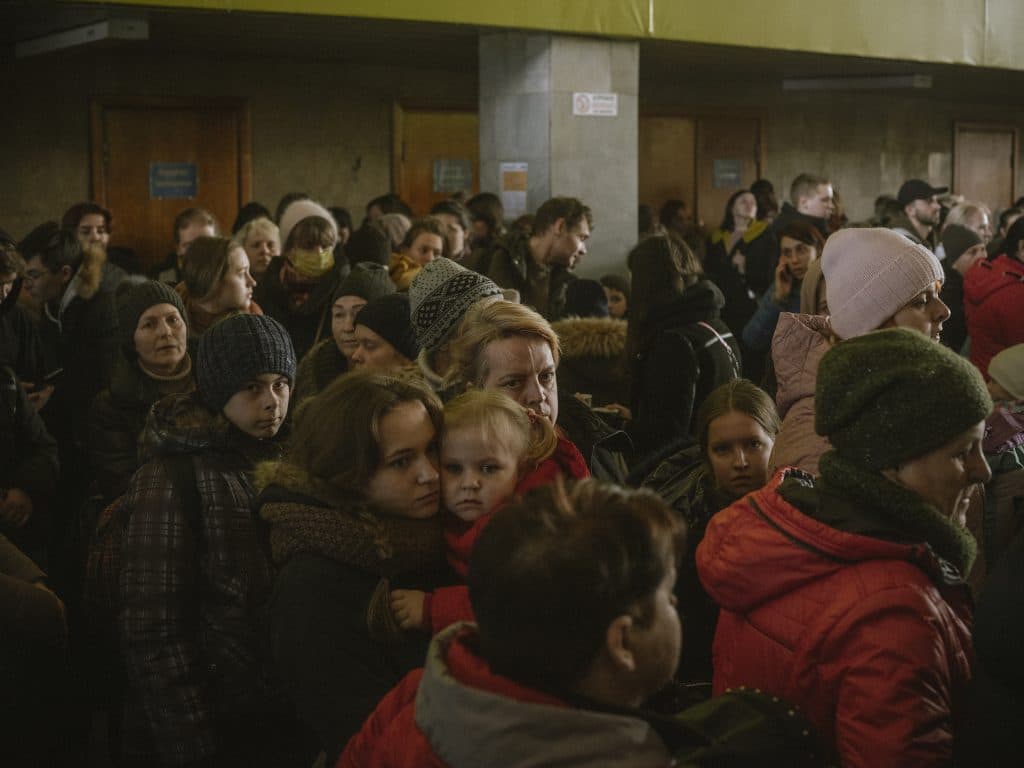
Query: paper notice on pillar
500 162 528 220
572 92 618 117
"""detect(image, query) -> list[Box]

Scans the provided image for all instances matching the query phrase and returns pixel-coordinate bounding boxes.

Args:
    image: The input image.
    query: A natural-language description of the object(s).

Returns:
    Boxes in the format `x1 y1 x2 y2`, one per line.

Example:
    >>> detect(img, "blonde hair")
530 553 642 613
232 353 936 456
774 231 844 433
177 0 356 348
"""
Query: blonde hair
443 389 557 473
942 202 991 234
446 300 560 389
232 216 280 251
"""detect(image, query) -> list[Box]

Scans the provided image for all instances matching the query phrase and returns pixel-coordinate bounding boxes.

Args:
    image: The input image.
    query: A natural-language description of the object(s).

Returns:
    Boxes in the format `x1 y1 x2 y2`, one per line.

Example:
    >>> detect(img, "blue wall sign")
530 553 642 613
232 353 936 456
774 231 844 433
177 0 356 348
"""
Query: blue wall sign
149 162 198 199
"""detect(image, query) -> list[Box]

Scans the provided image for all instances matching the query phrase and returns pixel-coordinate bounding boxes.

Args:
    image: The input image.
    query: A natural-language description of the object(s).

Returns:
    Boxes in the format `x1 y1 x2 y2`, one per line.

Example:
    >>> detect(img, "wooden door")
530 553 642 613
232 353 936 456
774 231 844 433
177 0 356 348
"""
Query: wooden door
638 117 696 218
393 106 478 217
695 117 762 230
954 123 1017 210
91 99 251 270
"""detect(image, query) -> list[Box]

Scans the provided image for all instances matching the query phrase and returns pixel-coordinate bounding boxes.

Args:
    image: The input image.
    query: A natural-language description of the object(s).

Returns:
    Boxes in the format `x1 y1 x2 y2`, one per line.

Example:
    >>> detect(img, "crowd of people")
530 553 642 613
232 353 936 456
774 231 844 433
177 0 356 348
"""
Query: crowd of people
2 174 1023 767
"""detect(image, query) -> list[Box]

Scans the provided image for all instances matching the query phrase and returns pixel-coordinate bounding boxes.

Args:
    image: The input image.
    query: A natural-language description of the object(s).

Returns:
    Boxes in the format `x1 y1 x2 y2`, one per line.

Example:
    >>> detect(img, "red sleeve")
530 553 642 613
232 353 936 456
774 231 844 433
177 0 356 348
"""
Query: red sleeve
827 587 966 768
338 668 424 768
427 585 475 635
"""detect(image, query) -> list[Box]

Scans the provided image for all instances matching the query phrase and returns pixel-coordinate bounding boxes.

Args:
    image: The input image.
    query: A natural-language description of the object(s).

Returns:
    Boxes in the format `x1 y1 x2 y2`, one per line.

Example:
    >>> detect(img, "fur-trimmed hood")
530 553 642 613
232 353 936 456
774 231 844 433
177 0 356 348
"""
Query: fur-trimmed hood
552 316 627 360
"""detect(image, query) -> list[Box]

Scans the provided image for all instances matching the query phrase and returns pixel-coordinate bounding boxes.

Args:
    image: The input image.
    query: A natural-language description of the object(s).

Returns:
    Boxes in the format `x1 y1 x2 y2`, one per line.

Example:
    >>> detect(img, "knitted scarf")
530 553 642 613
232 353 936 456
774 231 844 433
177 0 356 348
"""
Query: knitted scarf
818 451 977 576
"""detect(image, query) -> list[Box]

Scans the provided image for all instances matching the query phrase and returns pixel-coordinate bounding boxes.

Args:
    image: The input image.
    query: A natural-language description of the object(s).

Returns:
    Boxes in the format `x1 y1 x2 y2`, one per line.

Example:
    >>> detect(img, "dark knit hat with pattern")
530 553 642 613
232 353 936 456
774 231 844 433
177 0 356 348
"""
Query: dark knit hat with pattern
333 261 395 304
815 327 992 470
196 313 297 411
354 293 419 361
117 279 188 359
409 257 503 353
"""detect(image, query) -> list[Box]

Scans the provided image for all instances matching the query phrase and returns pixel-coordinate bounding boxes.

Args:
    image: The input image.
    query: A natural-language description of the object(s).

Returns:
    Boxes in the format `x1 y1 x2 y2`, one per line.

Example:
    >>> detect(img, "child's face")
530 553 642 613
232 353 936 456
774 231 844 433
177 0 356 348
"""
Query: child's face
221 373 290 439
441 427 521 522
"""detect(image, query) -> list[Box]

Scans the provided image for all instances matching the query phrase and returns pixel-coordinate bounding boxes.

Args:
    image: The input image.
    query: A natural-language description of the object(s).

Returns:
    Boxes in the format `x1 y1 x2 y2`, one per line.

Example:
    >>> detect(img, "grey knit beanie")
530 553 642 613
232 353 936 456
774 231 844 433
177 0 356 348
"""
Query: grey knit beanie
333 261 396 304
117 279 188 359
354 293 419 361
409 257 503 353
822 228 944 339
816 327 992 470
196 313 297 412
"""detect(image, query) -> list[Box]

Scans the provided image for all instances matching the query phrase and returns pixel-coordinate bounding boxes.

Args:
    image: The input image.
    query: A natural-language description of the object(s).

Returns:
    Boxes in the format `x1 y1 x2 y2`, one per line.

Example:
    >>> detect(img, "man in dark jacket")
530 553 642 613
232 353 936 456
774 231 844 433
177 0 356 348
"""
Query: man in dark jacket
889 178 947 251
0 236 46 385
485 196 591 320
20 223 118 511
743 173 833 297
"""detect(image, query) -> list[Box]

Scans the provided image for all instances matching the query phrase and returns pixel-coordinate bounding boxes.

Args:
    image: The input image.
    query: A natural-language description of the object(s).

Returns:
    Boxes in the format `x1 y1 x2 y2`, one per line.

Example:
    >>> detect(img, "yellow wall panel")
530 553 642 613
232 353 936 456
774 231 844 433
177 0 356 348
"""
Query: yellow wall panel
75 0 1023 71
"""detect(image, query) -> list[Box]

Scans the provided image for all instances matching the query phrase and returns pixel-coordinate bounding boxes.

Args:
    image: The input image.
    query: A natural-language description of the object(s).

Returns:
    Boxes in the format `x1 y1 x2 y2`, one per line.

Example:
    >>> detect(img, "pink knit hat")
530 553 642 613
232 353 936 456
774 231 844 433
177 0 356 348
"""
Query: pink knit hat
822 228 944 339
278 198 338 250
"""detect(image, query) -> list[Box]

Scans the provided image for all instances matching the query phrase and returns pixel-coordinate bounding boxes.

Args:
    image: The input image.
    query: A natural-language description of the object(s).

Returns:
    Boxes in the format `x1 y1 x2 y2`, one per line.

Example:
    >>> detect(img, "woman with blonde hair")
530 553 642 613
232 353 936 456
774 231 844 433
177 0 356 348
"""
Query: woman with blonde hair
232 216 280 282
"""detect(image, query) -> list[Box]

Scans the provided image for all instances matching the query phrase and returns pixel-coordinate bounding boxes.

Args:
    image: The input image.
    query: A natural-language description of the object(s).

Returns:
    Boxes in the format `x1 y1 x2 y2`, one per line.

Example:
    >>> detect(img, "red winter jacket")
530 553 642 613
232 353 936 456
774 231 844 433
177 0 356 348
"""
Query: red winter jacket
697 470 973 768
963 254 1024 376
421 434 589 633
339 625 672 768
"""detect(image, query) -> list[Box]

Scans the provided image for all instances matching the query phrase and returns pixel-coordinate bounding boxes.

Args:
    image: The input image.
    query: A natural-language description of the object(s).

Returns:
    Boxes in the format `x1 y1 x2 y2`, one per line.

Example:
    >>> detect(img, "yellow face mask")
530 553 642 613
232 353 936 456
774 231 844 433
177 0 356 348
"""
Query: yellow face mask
289 246 335 279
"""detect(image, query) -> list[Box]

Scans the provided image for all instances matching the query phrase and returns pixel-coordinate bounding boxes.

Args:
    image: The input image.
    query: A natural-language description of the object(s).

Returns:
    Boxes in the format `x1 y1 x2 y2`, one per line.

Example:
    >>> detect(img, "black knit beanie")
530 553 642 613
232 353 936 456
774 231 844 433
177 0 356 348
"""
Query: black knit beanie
333 261 395 304
816 327 992 470
564 278 609 318
196 314 297 412
354 293 419 361
941 224 983 264
117 279 188 359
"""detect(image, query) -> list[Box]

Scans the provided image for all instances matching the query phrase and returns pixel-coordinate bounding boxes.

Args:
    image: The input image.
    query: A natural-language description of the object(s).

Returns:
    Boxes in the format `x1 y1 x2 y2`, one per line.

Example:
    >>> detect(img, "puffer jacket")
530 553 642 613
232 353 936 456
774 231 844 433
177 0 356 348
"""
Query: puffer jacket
88 352 194 501
550 315 629 407
340 624 675 768
119 392 286 766
768 313 832 476
698 467 974 767
963 254 1024 376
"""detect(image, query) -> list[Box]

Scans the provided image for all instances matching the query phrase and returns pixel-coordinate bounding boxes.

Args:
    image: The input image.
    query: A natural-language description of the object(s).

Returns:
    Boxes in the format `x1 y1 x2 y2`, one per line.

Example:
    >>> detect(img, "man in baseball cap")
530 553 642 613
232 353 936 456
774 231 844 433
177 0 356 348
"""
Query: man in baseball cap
890 178 949 251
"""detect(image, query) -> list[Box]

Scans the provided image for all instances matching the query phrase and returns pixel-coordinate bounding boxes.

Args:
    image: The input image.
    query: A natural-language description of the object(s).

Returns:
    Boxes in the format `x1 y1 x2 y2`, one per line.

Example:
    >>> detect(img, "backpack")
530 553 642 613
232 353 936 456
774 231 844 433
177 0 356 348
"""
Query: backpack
82 453 204 657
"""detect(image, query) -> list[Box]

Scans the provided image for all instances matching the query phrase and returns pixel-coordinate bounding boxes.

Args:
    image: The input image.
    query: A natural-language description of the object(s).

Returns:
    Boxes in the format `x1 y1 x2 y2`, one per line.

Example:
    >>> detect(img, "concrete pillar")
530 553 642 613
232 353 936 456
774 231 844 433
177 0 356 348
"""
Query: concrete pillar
479 32 638 277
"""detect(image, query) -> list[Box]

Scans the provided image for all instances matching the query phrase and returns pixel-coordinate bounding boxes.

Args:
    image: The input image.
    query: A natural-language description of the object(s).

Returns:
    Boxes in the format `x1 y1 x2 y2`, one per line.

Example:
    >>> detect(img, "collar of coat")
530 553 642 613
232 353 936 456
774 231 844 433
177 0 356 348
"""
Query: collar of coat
551 316 627 359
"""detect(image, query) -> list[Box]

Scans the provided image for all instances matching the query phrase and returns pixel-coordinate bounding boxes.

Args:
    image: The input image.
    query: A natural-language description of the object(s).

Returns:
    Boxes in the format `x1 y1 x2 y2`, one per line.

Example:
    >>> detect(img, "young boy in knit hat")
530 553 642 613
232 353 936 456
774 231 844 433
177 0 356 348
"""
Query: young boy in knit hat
350 293 420 373
769 226 950 476
700 327 992 767
292 261 395 406
119 313 303 766
408 257 503 393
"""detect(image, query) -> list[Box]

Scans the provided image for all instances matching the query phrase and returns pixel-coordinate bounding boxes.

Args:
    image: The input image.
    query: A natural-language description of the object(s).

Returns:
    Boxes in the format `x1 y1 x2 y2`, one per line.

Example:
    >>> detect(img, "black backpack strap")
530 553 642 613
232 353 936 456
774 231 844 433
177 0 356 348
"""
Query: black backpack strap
163 454 205 559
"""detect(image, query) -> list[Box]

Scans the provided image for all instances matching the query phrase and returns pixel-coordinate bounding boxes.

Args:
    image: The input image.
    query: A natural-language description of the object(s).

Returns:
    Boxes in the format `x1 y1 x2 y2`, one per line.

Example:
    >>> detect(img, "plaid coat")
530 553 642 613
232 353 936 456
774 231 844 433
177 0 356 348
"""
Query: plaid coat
118 393 283 765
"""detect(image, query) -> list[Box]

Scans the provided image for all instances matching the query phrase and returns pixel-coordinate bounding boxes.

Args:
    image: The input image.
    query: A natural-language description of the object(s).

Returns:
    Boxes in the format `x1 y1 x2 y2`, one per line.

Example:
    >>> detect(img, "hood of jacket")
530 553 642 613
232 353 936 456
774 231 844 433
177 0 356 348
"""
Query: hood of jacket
138 390 282 466
964 254 1024 306
415 624 671 768
698 468 966 616
551 316 627 360
641 279 725 337
770 313 832 418
774 202 829 240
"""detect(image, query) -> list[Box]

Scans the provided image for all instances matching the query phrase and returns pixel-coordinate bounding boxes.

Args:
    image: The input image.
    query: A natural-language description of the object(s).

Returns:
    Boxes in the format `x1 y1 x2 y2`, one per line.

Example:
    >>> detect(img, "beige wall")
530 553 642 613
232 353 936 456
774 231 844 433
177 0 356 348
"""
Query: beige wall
3 47 475 241
641 69 1024 223
6 41 1024 244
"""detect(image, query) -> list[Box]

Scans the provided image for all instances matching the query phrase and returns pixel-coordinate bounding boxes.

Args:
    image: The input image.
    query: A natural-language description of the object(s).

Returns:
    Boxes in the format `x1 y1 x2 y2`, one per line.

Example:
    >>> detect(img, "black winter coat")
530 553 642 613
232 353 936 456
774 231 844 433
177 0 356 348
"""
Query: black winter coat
629 280 740 462
255 463 451 766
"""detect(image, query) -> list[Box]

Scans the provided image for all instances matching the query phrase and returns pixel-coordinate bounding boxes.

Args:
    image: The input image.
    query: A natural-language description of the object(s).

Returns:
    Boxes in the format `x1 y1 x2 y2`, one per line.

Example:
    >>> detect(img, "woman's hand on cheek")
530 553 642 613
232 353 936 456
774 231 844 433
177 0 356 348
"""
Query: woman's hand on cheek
391 589 427 631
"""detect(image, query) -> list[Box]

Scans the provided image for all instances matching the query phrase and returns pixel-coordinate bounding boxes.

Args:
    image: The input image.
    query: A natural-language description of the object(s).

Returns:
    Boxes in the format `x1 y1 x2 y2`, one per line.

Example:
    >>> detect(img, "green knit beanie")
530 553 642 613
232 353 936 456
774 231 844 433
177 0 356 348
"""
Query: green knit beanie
815 328 992 470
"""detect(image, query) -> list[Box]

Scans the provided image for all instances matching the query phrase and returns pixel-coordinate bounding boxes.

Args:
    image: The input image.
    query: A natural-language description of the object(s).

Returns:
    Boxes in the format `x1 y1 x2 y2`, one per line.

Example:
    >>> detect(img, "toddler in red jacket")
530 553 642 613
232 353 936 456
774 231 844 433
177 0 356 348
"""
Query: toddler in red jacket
391 389 588 633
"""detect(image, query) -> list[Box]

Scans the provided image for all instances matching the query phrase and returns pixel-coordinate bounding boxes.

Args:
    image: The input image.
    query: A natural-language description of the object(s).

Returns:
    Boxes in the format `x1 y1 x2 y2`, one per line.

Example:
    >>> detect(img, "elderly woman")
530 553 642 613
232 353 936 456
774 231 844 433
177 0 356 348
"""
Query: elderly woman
232 216 280 282
699 328 991 767
448 301 622 481
88 280 194 501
